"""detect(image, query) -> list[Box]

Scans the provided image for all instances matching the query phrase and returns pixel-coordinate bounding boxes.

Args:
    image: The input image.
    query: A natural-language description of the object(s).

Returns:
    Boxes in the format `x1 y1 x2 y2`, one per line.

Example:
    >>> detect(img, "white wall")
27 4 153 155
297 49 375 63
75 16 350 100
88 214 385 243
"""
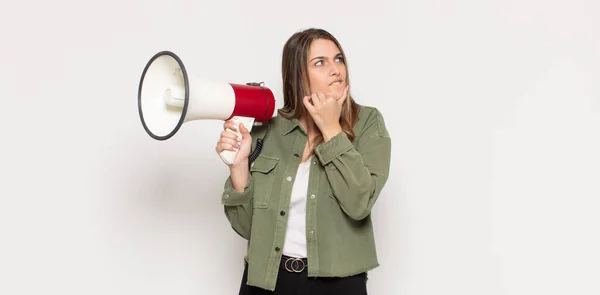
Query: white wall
1 0 599 294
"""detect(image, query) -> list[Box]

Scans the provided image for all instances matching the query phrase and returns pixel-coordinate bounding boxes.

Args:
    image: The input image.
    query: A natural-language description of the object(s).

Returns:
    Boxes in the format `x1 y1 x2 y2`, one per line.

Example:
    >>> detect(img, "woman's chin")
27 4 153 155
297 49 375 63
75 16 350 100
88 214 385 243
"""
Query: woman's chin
329 91 343 100
329 84 346 97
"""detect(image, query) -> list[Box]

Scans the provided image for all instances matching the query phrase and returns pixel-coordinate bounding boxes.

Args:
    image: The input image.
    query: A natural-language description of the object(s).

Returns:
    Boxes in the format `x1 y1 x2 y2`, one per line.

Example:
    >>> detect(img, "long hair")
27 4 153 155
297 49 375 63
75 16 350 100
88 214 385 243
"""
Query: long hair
279 28 360 148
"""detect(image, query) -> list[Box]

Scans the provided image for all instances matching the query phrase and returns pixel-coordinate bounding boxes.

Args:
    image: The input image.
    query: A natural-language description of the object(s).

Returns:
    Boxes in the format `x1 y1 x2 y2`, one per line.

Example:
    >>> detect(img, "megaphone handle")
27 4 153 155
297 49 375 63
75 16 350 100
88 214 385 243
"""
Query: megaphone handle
219 116 255 165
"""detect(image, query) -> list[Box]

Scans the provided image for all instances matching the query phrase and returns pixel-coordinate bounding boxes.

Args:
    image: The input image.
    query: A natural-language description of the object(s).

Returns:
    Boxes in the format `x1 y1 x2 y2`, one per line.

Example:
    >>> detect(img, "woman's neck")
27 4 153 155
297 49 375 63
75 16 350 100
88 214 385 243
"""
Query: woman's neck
299 115 320 139
299 115 320 160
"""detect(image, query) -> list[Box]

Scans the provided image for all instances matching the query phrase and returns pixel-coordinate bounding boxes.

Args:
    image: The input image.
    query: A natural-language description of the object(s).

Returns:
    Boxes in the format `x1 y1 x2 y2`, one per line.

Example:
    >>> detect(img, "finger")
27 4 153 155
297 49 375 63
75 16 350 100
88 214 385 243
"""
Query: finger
317 92 327 103
338 86 349 105
311 93 322 107
302 95 313 107
238 123 251 139
303 95 316 113
216 141 239 153
221 130 241 141
223 142 238 151
219 136 240 147
223 120 238 131
304 95 314 106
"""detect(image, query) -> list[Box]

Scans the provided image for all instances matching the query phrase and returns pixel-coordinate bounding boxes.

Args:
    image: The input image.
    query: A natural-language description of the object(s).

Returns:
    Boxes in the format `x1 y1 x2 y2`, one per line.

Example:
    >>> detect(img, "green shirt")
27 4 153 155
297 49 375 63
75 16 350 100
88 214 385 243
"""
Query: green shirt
221 105 391 291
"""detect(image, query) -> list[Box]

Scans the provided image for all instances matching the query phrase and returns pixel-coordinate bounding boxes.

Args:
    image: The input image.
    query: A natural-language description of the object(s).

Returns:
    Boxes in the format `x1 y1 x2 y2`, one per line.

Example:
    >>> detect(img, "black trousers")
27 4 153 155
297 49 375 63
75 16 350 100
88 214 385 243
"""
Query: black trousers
238 257 368 295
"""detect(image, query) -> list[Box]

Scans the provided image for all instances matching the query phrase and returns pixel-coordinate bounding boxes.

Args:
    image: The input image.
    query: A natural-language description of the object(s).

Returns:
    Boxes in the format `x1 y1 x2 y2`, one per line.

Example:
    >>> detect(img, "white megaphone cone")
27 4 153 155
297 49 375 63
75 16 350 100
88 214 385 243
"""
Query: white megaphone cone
138 51 277 165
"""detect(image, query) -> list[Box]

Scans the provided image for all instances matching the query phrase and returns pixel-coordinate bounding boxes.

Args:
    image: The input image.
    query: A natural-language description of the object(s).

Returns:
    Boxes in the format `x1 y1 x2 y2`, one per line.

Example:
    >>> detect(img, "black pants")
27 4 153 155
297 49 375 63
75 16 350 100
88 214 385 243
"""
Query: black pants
238 257 368 295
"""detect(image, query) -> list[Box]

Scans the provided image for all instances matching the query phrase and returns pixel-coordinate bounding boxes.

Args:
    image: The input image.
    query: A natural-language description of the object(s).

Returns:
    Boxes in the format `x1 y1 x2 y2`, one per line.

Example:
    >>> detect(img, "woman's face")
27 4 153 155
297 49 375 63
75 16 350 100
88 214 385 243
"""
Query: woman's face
306 38 347 100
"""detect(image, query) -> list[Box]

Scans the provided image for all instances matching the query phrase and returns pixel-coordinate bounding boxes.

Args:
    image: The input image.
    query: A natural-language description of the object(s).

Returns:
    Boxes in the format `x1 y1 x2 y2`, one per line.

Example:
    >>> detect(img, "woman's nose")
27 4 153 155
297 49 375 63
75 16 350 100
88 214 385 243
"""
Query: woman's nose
329 64 341 76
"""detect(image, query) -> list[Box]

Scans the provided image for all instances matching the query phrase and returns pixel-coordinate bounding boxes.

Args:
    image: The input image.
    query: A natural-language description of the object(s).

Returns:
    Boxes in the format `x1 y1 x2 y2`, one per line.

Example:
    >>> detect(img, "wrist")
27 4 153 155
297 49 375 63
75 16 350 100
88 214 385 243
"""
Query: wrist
322 125 343 142
230 159 249 171
230 161 250 192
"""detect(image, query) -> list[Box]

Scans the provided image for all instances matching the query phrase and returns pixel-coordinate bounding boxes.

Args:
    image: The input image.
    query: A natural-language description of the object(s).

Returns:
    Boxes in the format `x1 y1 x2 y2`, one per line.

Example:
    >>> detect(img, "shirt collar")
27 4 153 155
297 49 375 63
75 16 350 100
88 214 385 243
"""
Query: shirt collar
282 116 303 136
278 109 309 136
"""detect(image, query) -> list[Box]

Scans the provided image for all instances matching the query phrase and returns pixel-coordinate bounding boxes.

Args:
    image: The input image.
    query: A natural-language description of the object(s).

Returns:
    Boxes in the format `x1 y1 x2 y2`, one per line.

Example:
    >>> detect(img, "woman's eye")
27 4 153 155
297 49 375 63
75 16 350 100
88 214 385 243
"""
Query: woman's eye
335 56 345 63
315 60 323 66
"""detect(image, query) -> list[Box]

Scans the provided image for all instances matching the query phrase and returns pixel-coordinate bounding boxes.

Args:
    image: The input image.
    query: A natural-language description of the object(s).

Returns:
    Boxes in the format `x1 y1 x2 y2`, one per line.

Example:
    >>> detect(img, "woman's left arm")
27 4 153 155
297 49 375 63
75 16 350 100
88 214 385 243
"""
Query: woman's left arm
314 108 391 220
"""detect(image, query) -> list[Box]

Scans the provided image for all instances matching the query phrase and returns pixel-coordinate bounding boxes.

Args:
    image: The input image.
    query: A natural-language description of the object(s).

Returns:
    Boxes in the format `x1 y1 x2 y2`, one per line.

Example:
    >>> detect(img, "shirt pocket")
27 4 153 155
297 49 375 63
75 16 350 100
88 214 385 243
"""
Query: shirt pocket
249 154 279 208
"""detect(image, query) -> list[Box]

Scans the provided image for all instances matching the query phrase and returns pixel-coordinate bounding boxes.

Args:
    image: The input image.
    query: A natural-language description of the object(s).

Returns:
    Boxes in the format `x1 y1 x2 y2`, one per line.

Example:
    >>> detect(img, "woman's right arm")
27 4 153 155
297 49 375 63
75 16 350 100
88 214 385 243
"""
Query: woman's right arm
216 121 254 240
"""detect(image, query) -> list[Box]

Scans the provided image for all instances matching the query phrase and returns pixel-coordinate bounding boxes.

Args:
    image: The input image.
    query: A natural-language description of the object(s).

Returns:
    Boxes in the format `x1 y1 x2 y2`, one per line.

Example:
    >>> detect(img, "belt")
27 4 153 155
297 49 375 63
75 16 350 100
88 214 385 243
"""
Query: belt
279 255 308 273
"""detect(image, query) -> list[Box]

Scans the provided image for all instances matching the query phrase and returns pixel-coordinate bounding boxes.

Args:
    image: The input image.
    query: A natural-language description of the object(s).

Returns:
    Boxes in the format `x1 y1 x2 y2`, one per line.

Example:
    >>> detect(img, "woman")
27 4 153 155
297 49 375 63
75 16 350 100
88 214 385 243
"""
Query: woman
215 28 391 294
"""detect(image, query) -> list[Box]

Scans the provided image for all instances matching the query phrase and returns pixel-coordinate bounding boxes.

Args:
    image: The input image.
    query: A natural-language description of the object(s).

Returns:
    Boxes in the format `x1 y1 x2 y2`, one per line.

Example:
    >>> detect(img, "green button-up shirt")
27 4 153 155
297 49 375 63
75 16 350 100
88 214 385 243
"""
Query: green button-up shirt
221 106 391 291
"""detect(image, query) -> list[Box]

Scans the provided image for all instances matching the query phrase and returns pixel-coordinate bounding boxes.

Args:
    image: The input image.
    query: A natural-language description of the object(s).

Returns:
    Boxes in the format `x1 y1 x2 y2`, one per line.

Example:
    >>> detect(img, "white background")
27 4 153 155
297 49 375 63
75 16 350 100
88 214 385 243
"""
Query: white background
1 0 599 294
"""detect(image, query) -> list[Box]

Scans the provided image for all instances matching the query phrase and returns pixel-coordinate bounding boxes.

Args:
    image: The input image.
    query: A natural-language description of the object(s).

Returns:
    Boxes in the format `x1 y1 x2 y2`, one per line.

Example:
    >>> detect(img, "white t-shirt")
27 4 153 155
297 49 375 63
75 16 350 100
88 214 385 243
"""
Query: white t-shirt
282 157 312 258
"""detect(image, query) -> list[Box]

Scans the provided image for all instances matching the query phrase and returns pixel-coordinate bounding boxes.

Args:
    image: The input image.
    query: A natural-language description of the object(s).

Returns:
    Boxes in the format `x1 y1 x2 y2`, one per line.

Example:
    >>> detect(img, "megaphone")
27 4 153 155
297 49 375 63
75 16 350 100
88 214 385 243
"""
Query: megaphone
138 51 277 165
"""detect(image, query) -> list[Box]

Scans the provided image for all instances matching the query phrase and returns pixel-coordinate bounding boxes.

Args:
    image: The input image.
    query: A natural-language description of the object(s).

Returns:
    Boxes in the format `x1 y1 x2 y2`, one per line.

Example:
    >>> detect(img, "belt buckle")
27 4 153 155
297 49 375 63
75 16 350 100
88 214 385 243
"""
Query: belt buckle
284 257 306 273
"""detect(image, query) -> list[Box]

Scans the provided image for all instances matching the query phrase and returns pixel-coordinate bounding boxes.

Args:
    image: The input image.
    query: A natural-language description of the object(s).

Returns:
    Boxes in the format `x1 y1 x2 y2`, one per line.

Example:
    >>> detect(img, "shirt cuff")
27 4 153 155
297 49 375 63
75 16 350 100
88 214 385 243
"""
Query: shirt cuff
221 174 254 206
314 131 354 165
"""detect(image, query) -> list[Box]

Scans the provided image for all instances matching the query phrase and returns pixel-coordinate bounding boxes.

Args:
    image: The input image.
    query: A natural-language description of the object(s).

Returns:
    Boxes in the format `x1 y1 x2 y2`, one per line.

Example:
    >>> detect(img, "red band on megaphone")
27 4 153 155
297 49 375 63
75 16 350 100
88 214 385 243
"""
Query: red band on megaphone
229 83 276 123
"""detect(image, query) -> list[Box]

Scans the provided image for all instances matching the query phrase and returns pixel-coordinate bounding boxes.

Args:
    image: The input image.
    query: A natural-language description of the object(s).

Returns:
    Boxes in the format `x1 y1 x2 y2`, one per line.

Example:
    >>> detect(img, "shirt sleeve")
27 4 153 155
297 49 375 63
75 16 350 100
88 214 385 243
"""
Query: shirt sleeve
314 108 391 220
221 174 255 240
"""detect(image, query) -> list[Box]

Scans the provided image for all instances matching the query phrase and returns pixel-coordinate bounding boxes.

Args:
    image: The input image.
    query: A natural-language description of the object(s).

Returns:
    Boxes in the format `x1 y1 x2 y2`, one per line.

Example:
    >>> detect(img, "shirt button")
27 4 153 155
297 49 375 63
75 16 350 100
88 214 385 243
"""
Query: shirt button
309 231 314 235
275 247 280 252
280 210 285 216
313 161 317 165
251 162 255 168
224 194 229 199
294 153 300 158
286 176 292 182
310 194 315 199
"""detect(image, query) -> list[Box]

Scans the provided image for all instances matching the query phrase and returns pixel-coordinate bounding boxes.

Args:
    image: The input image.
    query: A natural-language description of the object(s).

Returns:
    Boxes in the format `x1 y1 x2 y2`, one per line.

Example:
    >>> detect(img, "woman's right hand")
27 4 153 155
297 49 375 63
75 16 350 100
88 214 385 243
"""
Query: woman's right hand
215 119 252 167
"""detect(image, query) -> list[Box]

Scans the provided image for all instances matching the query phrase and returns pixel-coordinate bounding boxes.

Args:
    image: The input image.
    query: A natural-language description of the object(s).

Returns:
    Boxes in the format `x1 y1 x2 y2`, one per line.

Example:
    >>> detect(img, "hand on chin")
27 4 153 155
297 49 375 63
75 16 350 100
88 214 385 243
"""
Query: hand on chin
302 86 349 141
324 87 345 101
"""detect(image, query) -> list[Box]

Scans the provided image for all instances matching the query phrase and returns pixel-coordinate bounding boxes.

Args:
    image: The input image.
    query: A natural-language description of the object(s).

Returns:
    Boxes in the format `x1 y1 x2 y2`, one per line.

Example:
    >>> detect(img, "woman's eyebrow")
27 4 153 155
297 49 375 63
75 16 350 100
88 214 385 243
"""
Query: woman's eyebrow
310 56 326 62
309 53 342 62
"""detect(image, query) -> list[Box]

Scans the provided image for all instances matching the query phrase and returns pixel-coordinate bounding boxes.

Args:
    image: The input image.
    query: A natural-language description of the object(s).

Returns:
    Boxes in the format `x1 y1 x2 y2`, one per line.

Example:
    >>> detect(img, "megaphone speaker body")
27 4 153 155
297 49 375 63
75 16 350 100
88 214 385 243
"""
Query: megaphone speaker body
138 51 277 165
